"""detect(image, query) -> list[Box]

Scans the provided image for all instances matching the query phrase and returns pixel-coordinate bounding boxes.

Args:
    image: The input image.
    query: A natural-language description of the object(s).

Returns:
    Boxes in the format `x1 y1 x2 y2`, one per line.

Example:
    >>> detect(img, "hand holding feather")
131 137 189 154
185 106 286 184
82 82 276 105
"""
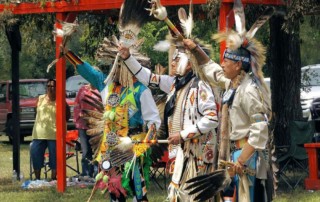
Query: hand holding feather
182 39 197 50
219 160 256 176
118 44 130 60
168 132 183 145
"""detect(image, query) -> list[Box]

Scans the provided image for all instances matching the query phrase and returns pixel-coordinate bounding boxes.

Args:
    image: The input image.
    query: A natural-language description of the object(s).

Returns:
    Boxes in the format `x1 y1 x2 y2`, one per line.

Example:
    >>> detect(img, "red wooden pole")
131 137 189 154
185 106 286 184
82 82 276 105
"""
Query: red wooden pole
219 2 233 62
55 12 67 192
55 12 77 192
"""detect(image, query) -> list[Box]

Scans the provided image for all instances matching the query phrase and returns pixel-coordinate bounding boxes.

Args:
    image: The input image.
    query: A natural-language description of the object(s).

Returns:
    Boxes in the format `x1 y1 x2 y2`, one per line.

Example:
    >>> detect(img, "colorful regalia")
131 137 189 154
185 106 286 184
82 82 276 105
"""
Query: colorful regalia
63 1 163 201
123 3 219 199
184 0 274 201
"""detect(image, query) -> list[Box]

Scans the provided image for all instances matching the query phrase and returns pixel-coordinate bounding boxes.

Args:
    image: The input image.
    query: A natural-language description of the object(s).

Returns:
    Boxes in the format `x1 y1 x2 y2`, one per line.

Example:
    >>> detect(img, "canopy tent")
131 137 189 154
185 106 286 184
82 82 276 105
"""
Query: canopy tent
0 0 284 192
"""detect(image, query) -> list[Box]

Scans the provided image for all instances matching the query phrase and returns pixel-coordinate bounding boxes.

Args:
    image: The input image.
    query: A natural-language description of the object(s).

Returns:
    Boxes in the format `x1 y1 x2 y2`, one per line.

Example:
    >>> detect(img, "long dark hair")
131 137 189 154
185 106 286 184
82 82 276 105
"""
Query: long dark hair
47 78 56 86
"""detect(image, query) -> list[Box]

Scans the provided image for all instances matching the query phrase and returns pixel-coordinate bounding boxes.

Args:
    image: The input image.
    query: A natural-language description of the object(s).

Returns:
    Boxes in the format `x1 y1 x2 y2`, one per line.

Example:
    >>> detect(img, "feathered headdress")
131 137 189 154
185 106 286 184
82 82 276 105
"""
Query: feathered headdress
152 0 212 82
95 0 151 88
212 0 274 92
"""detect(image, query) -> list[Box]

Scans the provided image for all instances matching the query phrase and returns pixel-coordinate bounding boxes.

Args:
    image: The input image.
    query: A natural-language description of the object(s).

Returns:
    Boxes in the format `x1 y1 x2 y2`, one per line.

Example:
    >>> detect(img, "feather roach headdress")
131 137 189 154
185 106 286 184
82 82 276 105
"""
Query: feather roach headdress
95 0 151 88
153 0 212 82
212 0 274 92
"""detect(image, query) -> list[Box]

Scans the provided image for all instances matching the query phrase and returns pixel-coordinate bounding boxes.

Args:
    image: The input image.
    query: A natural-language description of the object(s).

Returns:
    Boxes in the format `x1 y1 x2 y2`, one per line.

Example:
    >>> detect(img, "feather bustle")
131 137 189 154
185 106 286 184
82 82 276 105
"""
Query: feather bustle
87 129 103 137
84 94 104 110
82 109 103 119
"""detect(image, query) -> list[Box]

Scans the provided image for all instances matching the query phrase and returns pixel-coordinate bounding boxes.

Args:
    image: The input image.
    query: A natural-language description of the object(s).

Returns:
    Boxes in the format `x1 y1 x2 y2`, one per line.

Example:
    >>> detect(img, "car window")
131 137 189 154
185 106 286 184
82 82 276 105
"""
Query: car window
0 84 6 102
9 82 47 99
302 67 320 87
66 76 89 93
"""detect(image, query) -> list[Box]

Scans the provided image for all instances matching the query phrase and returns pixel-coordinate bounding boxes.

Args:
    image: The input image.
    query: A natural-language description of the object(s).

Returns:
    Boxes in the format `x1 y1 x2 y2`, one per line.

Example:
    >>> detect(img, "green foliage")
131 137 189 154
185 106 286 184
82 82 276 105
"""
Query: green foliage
192 19 219 62
0 28 12 80
0 8 319 81
139 22 168 68
300 16 320 66
77 14 109 59
138 19 219 69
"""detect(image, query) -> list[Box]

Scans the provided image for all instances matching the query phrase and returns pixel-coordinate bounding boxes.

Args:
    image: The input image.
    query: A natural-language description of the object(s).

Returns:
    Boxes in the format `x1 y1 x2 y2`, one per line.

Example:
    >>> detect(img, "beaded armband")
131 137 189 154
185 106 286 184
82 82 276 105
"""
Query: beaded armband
65 50 84 66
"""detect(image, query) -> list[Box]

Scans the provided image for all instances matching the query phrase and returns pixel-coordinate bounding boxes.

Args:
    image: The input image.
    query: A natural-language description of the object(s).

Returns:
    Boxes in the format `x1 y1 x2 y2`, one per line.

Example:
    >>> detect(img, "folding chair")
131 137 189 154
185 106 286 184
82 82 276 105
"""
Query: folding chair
29 130 81 180
277 120 315 190
64 130 81 175
150 151 169 190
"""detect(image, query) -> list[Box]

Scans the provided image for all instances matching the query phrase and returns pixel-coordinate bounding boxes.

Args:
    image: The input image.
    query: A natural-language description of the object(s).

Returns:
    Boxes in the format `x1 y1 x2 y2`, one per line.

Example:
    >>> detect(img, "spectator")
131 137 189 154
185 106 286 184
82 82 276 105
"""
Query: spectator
30 79 71 180
73 83 100 177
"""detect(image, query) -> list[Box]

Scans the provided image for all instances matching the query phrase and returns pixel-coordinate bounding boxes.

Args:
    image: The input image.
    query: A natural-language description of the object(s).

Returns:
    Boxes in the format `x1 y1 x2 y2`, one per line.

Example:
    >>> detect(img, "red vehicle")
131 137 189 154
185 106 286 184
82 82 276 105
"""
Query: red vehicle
0 79 75 143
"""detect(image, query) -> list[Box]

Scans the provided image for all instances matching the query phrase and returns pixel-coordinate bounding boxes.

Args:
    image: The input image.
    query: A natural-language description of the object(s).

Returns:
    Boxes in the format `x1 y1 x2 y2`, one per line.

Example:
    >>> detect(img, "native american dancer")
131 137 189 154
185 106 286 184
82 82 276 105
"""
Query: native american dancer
64 51 160 202
118 18 219 202
184 0 274 201
58 1 163 201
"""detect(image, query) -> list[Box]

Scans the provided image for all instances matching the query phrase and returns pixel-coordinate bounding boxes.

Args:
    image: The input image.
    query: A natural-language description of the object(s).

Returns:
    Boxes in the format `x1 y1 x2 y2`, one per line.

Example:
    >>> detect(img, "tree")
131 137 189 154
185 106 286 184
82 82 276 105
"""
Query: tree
269 0 320 146
269 13 302 146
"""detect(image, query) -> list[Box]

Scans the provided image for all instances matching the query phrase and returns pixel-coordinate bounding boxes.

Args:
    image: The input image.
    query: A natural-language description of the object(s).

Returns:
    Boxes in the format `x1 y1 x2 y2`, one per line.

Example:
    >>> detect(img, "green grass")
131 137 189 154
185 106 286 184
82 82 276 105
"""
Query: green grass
1 134 320 201
0 134 167 202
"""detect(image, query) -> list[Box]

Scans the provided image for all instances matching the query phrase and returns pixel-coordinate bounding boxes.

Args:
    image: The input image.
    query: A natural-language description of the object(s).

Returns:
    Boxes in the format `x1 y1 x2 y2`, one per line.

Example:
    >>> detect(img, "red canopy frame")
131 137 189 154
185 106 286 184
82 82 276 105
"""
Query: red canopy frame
0 0 284 192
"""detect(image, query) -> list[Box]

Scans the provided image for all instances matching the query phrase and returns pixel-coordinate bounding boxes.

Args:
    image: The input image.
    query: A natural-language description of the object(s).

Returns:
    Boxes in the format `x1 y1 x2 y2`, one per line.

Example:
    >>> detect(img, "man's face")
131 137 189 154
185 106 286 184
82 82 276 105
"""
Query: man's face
170 57 179 76
221 58 241 80
170 56 191 77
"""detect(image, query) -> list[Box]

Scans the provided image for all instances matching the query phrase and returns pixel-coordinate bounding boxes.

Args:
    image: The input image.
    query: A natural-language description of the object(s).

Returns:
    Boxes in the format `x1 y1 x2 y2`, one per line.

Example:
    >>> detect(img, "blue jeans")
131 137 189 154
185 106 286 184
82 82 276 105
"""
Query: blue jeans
31 139 56 170
78 129 94 177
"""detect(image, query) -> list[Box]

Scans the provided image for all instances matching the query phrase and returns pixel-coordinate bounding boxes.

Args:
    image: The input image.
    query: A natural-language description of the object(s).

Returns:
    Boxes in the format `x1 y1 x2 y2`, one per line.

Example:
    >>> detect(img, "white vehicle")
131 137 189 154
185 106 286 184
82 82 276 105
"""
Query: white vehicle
301 64 320 120
66 75 89 100
264 64 320 120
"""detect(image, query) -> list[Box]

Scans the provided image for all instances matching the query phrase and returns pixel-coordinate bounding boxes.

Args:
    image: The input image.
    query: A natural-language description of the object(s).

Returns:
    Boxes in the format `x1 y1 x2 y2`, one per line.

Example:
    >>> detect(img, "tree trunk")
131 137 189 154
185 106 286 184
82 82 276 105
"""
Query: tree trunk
269 12 302 146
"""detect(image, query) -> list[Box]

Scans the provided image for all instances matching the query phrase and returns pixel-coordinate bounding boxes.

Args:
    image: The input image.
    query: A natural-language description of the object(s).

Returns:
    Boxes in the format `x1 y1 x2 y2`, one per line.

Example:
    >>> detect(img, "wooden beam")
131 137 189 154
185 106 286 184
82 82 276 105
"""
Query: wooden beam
0 0 207 14
222 0 284 5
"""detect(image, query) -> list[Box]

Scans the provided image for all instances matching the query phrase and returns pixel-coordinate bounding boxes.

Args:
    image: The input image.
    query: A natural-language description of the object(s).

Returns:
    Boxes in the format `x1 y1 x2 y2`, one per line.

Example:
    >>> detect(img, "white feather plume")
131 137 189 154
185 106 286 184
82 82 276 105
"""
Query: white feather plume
226 32 243 50
116 136 134 152
178 1 194 38
153 40 171 52
178 9 193 38
234 0 246 36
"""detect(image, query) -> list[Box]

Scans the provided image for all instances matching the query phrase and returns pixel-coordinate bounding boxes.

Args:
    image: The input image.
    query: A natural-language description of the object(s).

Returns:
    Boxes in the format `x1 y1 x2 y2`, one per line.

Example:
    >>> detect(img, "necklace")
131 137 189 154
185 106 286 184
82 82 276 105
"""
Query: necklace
107 84 121 107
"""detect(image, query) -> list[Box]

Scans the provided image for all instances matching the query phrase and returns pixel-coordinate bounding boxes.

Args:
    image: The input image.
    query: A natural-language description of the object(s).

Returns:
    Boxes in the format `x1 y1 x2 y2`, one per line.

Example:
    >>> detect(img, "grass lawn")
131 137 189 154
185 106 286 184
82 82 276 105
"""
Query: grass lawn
1 134 320 201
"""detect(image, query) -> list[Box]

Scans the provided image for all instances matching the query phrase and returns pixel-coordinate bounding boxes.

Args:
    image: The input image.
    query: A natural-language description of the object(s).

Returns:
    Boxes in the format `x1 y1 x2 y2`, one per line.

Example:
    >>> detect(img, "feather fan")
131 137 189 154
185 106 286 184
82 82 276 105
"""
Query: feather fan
110 148 134 167
185 169 231 201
